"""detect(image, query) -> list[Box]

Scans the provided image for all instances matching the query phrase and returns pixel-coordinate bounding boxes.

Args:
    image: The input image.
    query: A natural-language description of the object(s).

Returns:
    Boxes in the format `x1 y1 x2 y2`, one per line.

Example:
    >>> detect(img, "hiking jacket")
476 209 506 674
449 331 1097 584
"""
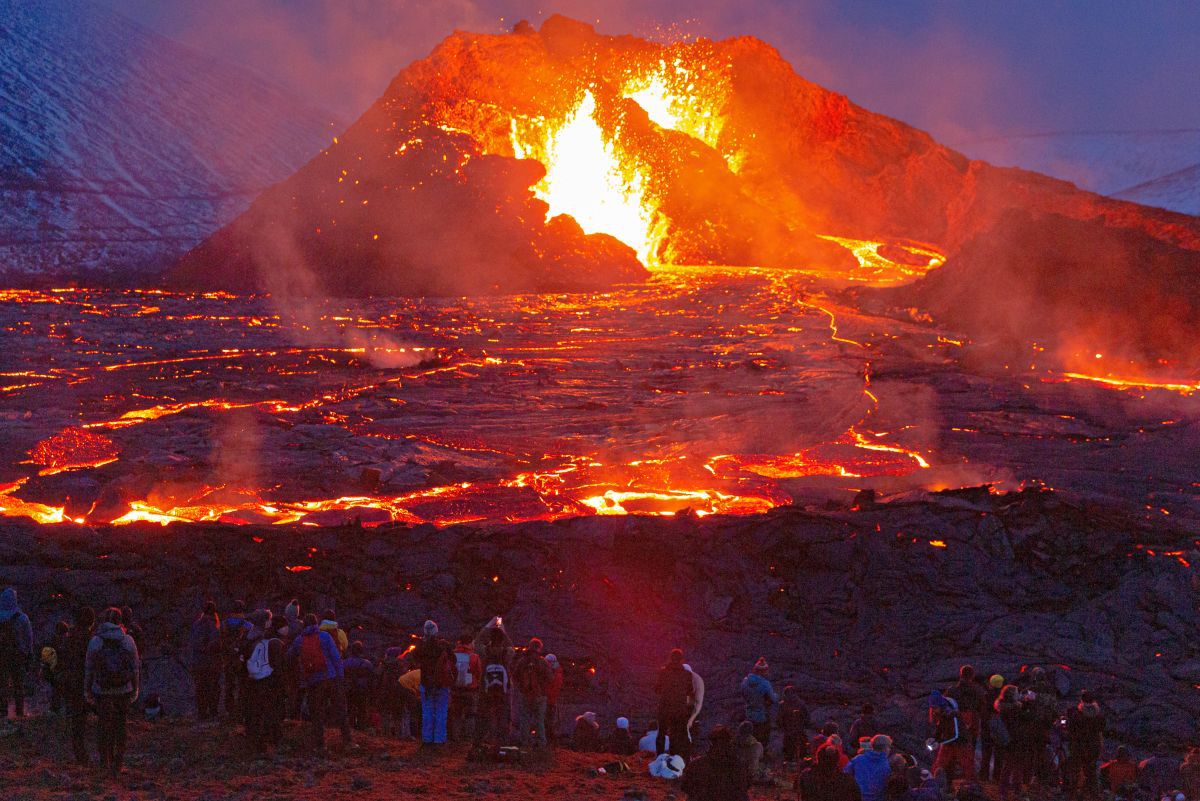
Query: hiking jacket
319 619 349 654
1065 702 1105 752
84 622 140 699
845 749 892 801
681 745 750 801
189 613 222 670
413 635 453 689
286 624 343 688
656 662 694 715
0 588 33 660
740 672 779 723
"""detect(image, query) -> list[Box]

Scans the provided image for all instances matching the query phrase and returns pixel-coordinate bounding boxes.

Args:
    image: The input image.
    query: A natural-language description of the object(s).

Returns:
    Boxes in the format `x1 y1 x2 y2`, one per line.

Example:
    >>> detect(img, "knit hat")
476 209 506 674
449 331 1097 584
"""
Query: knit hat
423 619 438 636
528 637 543 653
616 717 630 730
989 674 1004 688
753 656 769 673
545 653 559 667
285 599 300 617
582 711 598 724
929 689 957 710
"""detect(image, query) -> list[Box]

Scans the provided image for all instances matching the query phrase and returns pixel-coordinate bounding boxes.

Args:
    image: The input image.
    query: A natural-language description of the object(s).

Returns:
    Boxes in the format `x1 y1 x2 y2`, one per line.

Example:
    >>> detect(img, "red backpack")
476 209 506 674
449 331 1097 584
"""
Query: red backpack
299 632 327 676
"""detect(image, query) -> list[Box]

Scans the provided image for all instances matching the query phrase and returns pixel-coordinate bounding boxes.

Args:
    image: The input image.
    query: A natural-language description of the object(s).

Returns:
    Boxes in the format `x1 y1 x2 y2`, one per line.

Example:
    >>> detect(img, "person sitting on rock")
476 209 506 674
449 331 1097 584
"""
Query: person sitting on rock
640 720 665 754
608 716 636 755
779 686 810 763
735 720 767 784
798 744 862 801
1138 743 1182 799
845 734 893 801
656 648 695 759
1100 745 1138 796
740 657 779 754
572 710 601 751
681 724 750 801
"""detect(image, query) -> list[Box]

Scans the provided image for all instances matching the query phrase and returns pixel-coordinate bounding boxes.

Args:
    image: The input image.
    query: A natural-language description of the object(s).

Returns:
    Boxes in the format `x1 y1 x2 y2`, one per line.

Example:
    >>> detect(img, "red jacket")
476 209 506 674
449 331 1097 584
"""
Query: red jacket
546 666 564 704
452 645 482 690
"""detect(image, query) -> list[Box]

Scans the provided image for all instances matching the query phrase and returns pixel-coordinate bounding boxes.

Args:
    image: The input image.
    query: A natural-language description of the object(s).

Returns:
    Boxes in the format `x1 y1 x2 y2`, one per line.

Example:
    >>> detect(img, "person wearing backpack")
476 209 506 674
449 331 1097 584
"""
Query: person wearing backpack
656 648 695 759
286 612 347 753
221 600 249 719
188 601 222 722
0 587 34 719
476 623 514 746
413 619 453 746
513 636 553 748
84 608 139 775
448 633 481 742
241 610 283 754
343 640 374 730
1063 690 1106 801
319 609 349 655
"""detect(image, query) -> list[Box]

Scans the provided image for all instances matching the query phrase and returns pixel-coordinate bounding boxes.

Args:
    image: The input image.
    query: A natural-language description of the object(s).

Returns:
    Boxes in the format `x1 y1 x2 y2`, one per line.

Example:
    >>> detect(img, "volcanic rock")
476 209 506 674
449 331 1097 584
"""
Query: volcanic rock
3 487 1196 750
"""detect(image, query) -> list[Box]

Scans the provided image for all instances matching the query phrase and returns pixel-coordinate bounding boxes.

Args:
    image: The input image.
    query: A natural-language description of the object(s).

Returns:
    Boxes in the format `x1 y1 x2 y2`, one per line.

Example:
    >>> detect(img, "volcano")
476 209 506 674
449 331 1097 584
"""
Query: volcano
172 16 1200 372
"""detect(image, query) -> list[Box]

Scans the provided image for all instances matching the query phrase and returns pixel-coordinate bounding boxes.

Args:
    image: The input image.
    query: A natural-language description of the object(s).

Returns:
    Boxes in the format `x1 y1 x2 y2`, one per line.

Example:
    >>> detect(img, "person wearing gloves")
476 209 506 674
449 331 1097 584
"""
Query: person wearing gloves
84 608 140 775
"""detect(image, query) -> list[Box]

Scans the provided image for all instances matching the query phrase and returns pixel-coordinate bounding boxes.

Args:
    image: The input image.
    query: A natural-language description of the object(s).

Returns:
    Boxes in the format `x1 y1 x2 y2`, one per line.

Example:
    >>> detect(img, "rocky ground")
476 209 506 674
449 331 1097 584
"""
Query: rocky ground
2 485 1197 764
2 714 753 801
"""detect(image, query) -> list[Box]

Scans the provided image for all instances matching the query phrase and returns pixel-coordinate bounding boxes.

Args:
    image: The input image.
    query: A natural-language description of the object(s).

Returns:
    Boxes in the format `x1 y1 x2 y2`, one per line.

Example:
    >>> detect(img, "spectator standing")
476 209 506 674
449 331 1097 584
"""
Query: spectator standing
84 608 139 775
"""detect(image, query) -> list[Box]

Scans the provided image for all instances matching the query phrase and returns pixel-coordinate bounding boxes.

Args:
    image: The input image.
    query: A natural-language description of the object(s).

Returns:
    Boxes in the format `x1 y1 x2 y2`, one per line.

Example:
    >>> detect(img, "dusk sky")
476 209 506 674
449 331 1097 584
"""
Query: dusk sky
111 0 1200 145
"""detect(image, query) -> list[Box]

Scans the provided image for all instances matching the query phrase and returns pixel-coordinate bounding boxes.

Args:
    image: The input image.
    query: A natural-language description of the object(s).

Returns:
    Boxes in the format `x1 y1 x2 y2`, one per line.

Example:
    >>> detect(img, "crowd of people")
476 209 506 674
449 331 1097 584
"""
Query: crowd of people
1 585 1196 801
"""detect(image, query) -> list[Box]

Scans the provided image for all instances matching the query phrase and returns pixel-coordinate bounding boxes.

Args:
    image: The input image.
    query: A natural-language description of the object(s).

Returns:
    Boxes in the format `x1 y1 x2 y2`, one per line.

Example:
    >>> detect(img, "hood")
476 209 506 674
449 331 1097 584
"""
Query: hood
319 619 339 630
0 587 18 621
303 624 321 636
97 621 126 640
861 750 890 765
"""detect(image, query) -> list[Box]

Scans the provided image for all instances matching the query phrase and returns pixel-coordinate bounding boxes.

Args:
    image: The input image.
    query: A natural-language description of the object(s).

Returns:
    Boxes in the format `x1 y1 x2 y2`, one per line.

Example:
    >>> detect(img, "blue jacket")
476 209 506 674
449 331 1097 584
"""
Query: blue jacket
286 625 343 687
740 672 779 723
0 588 33 658
845 749 893 801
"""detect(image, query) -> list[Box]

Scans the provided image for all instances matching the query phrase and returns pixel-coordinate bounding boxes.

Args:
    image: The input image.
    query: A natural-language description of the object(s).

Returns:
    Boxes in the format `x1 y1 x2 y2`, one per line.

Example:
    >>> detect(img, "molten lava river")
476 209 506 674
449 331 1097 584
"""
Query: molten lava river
1 268 1198 529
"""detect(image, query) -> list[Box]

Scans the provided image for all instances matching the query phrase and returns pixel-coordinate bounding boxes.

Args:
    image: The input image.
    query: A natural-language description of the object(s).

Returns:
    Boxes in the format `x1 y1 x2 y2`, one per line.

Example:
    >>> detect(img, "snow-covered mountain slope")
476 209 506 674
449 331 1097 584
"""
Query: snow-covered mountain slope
0 0 340 282
957 130 1200 217
1114 162 1200 217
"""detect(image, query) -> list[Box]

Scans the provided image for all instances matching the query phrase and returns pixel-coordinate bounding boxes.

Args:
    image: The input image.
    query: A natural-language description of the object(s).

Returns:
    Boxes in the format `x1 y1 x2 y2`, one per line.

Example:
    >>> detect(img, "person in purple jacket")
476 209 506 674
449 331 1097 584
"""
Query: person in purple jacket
286 613 347 753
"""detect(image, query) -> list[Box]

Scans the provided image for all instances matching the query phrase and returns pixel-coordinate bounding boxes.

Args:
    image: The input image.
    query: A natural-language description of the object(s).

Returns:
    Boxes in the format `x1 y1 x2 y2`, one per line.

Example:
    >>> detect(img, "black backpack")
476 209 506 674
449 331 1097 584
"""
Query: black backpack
95 638 135 690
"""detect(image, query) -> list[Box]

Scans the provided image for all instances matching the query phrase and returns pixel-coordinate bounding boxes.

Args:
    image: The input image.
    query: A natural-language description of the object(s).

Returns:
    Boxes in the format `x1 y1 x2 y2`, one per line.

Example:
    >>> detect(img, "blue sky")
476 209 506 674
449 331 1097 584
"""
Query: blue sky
111 0 1200 144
